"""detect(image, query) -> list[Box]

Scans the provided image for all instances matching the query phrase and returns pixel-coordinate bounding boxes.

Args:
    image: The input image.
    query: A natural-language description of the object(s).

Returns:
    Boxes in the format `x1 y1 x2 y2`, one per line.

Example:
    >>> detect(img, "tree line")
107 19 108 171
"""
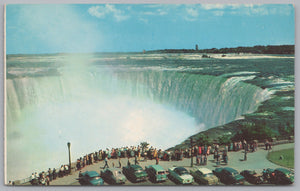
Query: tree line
146 45 294 54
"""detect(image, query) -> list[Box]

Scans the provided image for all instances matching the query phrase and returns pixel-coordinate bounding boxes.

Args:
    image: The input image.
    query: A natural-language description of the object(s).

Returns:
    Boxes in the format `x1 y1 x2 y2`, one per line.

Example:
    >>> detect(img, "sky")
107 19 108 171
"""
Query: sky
6 4 295 54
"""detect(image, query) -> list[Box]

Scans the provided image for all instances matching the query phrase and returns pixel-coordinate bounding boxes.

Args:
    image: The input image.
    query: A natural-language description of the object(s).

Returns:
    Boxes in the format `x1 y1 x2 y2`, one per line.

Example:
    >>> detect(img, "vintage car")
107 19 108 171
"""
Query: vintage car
262 168 276 183
100 168 127 184
274 168 294 184
168 166 194 184
190 167 219 185
77 171 104 185
122 165 148 182
213 167 245 185
145 165 168 182
240 170 263 184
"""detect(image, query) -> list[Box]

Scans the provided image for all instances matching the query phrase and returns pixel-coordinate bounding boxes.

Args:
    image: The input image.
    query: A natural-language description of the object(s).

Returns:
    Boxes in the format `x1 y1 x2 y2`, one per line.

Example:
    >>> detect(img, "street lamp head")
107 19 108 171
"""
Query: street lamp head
67 142 71 148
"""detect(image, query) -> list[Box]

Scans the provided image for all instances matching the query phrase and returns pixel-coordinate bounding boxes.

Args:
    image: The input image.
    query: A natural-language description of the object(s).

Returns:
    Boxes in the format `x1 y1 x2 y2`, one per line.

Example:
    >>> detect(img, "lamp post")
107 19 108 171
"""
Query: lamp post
67 142 71 175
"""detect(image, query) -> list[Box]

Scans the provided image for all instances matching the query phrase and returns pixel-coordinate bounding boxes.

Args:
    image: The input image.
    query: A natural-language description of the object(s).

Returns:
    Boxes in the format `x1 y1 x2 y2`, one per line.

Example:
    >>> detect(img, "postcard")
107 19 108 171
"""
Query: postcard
5 4 294 186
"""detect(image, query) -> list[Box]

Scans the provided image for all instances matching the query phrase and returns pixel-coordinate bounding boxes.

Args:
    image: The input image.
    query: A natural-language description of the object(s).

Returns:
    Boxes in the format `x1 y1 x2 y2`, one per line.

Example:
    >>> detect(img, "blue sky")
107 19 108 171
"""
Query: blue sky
6 4 295 54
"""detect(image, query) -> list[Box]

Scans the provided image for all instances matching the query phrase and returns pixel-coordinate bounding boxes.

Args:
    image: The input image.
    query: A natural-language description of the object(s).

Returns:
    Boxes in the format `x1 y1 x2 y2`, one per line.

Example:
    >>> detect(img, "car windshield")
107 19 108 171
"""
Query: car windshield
204 173 214 177
178 170 189 175
158 171 165 175
92 177 101 180
134 167 143 173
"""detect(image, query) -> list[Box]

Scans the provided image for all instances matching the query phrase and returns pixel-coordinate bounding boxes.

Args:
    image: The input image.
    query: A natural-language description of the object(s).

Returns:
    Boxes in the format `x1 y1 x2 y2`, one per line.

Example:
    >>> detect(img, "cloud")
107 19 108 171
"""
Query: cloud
139 18 148 24
197 4 293 17
9 4 102 53
201 4 227 10
141 8 168 16
186 7 199 17
213 11 224 16
88 4 129 22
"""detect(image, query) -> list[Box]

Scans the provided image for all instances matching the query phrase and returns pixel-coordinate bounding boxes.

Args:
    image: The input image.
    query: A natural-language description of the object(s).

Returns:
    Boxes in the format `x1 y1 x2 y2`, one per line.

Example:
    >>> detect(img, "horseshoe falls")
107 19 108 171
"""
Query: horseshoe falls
6 53 271 180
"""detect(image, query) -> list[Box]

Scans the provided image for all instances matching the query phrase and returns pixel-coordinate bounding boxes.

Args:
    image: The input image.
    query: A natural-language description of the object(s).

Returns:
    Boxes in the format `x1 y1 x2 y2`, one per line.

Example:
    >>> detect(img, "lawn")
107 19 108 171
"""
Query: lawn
267 148 294 169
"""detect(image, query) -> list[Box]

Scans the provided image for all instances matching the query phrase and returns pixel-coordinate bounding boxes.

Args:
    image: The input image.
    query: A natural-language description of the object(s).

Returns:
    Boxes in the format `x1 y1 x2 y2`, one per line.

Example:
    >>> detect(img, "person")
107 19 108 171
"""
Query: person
156 156 159 165
222 150 228 164
127 158 131 166
244 148 247 161
119 158 122 168
8 181 13 185
265 140 269 150
138 149 141 161
216 151 220 166
103 156 109 168
52 168 57 180
213 150 218 162
31 173 35 181
48 168 53 181
40 175 46 186
64 165 69 175
76 159 81 171
135 155 139 165
46 176 50 186
59 165 65 177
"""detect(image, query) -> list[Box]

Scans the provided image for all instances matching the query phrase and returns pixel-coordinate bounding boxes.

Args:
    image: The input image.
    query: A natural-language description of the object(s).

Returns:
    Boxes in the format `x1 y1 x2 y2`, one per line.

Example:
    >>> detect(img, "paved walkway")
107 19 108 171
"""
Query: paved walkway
50 143 294 185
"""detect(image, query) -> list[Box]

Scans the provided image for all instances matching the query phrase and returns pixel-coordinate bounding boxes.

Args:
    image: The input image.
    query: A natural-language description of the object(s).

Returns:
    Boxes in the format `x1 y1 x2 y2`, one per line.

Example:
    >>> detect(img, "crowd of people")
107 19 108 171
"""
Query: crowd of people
22 139 265 186
29 165 70 186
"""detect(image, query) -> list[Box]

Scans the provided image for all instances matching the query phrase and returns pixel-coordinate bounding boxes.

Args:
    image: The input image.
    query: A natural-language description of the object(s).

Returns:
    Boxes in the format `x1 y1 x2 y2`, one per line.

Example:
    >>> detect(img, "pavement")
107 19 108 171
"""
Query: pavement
49 143 294 186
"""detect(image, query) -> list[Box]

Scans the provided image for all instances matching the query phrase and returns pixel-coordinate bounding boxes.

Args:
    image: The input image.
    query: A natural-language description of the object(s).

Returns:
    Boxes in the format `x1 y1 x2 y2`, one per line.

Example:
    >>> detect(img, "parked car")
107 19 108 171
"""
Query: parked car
262 168 276 183
213 167 245 185
77 171 104 185
122 165 148 182
168 166 194 184
274 168 294 184
100 168 126 184
190 167 219 185
240 170 263 184
145 165 168 182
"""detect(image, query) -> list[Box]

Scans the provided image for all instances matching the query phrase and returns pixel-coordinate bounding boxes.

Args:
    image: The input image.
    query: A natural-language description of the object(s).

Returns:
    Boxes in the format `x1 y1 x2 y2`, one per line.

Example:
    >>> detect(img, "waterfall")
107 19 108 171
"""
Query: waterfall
5 54 271 181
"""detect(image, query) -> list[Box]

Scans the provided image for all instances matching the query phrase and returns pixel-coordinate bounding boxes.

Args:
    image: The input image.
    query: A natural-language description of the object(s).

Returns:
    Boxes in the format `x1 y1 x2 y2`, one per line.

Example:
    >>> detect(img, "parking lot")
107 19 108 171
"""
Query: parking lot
50 143 293 186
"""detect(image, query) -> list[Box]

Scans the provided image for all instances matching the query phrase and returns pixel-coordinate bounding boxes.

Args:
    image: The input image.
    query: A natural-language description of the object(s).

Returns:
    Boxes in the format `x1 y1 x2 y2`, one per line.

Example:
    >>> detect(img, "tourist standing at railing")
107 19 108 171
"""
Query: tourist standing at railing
46 175 50 186
40 175 46 186
53 168 57 180
64 165 69 175
31 173 35 181
48 168 53 181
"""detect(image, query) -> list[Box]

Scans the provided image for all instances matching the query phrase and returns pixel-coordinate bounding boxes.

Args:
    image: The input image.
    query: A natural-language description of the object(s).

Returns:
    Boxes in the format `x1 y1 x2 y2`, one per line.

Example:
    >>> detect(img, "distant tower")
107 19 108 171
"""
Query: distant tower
195 44 199 51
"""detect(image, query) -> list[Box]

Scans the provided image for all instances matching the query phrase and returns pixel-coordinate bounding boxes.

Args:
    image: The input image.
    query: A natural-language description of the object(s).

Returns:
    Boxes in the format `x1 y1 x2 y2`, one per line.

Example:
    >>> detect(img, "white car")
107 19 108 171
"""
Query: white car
168 167 194 184
190 167 219 185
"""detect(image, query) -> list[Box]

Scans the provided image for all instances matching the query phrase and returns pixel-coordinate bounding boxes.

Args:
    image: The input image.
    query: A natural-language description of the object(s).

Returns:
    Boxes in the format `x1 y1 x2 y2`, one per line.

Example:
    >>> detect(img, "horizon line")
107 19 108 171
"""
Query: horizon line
6 44 295 56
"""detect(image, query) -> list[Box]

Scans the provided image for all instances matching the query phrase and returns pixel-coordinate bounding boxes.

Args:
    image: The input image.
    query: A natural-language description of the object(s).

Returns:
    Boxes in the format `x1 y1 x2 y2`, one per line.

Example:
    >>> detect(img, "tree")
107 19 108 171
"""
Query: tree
232 124 277 142
140 142 149 153
218 135 232 145
196 134 213 146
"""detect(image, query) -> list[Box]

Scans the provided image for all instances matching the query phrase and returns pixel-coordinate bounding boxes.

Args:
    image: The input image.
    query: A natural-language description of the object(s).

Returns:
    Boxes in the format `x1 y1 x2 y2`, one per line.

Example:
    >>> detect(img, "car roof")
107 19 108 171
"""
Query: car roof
196 168 212 174
106 168 122 172
224 167 238 173
149 165 165 171
175 167 187 171
83 171 100 177
130 165 143 169
275 168 292 174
